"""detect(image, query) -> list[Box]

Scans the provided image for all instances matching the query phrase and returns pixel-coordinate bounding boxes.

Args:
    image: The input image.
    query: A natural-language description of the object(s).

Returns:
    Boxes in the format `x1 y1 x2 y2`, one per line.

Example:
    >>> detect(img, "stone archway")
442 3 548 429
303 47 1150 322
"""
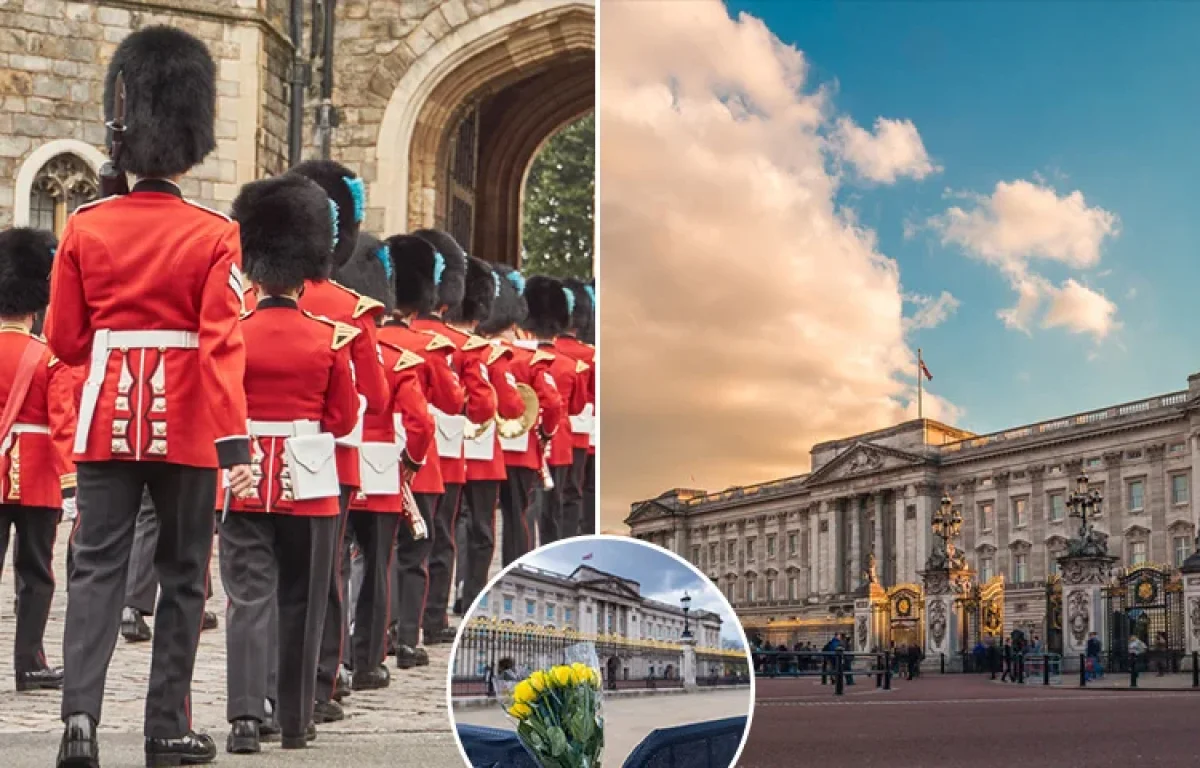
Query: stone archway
372 0 594 266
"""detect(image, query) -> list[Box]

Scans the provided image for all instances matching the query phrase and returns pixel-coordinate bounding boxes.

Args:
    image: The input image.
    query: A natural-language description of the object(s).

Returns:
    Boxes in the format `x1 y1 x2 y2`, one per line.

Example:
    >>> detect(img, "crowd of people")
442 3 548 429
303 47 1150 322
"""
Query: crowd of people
0 25 595 768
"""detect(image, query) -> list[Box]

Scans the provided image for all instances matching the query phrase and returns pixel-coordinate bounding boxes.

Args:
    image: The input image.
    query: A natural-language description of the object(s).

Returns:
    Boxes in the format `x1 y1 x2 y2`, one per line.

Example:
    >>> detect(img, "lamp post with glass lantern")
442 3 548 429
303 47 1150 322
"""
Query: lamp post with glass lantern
920 489 971 671
1056 470 1117 672
681 593 692 640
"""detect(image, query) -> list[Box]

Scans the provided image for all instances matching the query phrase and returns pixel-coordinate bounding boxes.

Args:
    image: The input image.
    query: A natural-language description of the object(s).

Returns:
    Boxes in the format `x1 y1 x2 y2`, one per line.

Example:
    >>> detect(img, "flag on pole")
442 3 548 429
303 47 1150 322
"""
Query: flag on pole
919 354 933 381
582 553 594 561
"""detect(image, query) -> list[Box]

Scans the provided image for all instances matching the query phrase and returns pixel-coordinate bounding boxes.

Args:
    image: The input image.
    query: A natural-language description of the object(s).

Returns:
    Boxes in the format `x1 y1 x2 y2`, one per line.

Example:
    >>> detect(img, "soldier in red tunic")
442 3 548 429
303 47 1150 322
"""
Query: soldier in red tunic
0 228 76 694
219 174 359 753
521 276 590 544
555 280 596 536
479 268 564 565
409 230 496 645
46 27 254 768
450 258 526 612
379 235 466 668
285 160 391 722
332 234 436 690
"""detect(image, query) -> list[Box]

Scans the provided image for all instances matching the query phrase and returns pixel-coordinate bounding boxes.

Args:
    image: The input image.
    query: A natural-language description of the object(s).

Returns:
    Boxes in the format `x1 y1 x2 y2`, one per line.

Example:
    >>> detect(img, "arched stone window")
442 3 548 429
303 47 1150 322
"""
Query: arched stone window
24 152 100 237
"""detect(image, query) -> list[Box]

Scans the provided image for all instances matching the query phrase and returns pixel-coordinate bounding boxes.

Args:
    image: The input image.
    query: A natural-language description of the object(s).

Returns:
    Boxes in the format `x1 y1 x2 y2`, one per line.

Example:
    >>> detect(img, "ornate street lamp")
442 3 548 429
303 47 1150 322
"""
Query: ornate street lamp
931 491 963 556
1066 472 1104 542
681 593 693 639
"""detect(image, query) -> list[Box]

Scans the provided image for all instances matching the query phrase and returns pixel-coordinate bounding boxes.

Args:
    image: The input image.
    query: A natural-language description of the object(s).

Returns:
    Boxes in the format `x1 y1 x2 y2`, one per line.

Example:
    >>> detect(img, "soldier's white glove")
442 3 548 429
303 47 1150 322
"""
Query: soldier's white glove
62 497 78 521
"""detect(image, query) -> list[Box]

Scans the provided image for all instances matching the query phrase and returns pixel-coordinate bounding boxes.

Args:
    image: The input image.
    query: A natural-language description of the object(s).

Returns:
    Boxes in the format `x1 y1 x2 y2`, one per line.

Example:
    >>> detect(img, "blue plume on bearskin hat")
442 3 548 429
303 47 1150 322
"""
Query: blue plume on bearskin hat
564 277 594 339
231 175 332 292
410 229 466 311
334 232 395 314
522 274 570 339
445 255 497 325
288 160 363 269
387 234 441 315
104 26 217 178
478 264 528 337
0 228 56 315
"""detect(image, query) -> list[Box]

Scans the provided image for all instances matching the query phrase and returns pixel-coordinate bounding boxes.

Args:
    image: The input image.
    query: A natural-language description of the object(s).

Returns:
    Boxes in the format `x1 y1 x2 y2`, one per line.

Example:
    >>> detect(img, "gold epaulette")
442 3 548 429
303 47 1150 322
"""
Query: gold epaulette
47 355 60 368
424 332 455 352
394 348 424 372
487 345 511 366
329 280 385 319
303 310 361 350
532 350 555 366
575 360 590 374
239 309 254 321
462 335 489 352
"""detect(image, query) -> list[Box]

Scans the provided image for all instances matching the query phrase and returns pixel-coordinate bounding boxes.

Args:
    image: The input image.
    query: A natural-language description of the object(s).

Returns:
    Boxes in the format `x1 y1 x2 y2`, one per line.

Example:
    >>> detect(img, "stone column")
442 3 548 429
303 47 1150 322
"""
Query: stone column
828 499 841 594
1029 466 1048 580
1058 553 1118 672
1147 444 1168 563
1191 433 1200 537
894 492 907 584
681 635 698 692
994 472 1011 581
1103 450 1124 545
1182 553 1200 672
914 485 935 582
807 506 818 597
849 497 861 593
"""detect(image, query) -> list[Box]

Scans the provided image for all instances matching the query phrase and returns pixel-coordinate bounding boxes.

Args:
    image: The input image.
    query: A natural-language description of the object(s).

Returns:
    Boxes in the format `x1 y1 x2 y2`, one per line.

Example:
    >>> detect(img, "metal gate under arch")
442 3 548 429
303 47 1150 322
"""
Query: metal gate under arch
1103 564 1184 672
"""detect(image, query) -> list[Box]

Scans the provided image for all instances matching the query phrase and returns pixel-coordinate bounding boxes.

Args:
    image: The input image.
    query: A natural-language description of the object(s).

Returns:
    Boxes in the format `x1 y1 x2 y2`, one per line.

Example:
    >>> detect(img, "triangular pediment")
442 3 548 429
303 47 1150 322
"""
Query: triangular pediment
807 442 928 485
625 499 675 525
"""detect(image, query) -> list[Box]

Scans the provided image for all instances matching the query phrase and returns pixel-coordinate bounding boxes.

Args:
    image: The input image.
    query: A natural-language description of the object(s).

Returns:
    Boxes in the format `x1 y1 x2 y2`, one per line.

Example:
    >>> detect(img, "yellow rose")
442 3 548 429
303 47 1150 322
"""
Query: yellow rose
508 702 533 720
528 670 548 692
512 680 537 704
550 665 573 687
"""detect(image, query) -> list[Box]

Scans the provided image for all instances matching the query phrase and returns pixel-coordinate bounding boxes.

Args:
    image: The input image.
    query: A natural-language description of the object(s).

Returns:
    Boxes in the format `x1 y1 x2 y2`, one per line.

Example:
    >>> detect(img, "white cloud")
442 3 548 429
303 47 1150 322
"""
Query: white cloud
926 179 1120 341
831 116 940 183
599 1 957 528
904 290 961 332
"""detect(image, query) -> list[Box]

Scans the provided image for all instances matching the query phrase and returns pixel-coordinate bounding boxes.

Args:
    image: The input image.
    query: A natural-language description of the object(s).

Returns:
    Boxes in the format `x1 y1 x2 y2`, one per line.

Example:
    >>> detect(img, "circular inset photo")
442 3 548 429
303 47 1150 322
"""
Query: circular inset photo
446 535 754 768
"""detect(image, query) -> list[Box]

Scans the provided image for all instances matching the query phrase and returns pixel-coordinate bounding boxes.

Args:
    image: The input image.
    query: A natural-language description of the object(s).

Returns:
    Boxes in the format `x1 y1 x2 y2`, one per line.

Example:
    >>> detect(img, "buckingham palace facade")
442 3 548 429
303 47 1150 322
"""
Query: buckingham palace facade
627 373 1200 643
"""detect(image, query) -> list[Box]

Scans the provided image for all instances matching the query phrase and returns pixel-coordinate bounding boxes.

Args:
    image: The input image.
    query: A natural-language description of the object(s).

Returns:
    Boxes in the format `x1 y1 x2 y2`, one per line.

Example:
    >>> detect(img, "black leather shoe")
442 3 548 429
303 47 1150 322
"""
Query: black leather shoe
424 627 458 645
17 666 64 691
332 667 352 701
414 646 430 666
144 731 216 766
56 713 99 768
386 623 398 657
259 713 280 743
352 665 390 691
121 607 152 643
201 611 218 632
312 699 344 723
395 645 419 670
281 722 317 750
226 719 260 754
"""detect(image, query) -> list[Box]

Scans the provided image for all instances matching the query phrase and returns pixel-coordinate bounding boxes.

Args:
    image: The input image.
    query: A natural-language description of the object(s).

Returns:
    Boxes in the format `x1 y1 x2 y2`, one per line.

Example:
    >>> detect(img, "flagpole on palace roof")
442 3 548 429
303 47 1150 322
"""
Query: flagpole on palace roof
917 347 923 421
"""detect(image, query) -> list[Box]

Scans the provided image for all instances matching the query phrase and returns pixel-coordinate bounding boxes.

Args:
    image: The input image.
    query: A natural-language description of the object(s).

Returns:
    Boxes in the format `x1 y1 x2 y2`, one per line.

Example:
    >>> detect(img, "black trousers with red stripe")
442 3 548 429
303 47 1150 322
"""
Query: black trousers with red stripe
346 510 400 672
423 483 462 636
391 492 437 648
499 467 537 566
61 461 216 738
0 504 60 674
314 486 353 703
460 480 500 613
582 451 596 536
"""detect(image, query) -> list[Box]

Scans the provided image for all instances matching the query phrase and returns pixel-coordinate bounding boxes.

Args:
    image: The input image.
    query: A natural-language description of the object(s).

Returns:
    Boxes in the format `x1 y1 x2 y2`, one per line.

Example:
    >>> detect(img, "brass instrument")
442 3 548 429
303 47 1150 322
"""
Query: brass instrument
498 383 539 439
463 416 493 441
401 481 428 540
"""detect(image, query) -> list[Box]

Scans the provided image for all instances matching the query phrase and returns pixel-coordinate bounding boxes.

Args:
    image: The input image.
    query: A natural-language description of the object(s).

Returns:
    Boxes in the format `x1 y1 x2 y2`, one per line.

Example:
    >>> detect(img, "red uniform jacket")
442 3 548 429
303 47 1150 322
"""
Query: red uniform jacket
348 339 435 513
296 279 389 489
229 299 359 517
376 321 465 496
466 343 526 482
555 335 596 455
536 342 588 467
0 329 77 508
411 316 497 487
503 344 564 472
44 182 249 469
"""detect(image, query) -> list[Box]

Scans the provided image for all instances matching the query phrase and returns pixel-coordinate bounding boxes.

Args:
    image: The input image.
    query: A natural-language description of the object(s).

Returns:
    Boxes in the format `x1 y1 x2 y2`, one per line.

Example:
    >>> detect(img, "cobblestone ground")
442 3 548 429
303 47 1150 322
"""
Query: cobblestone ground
0 518 508 765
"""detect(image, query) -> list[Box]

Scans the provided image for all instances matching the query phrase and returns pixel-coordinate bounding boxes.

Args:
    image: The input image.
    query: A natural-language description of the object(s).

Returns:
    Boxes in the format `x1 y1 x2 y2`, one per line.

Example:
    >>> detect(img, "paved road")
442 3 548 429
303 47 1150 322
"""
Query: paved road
742 674 1200 767
0 519 485 766
456 688 754 765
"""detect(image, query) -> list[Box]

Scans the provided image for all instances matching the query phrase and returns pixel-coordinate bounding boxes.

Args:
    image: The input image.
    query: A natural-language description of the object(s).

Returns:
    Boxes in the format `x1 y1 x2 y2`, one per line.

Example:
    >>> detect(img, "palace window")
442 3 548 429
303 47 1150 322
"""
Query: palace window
788 575 797 600
1172 475 1189 506
1087 457 1102 468
1012 553 1028 583
526 600 536 617
1013 498 1028 528
746 579 756 602
1048 554 1061 577
1128 480 1145 513
788 532 797 556
1048 493 1065 522
980 557 994 581
692 546 701 565
29 153 100 237
503 596 513 614
727 541 736 562
746 538 756 562
767 535 776 557
480 593 489 609
709 542 718 564
1170 442 1187 455
1174 536 1192 567
546 604 555 620
1130 541 1148 565
979 502 994 533
766 578 776 600
564 608 573 623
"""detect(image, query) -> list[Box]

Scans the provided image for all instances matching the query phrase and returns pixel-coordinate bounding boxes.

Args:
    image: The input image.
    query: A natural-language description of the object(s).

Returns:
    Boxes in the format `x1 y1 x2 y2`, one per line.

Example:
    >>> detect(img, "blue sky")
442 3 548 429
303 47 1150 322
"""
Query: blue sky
730 0 1200 432
522 537 745 646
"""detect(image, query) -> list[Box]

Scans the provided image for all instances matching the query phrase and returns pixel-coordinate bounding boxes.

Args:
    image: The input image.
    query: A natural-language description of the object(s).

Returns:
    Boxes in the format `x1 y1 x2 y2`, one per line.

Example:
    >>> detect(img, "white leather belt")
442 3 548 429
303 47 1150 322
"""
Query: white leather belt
74 329 200 454
249 419 320 438
1 423 50 455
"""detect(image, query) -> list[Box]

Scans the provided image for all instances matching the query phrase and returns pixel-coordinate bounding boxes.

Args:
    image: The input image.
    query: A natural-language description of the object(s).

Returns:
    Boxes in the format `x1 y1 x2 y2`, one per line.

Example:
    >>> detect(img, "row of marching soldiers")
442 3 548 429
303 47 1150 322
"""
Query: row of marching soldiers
0 26 594 768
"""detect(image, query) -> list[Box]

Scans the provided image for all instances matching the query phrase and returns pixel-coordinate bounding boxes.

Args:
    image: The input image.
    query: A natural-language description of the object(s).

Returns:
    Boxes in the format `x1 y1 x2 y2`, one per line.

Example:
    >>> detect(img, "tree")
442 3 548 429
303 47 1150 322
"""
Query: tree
521 113 594 280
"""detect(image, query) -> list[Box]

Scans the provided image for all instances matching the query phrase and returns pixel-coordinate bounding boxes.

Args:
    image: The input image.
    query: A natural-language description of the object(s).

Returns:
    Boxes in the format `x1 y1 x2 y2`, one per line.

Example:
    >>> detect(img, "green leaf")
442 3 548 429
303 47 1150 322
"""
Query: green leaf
521 114 595 281
547 726 569 758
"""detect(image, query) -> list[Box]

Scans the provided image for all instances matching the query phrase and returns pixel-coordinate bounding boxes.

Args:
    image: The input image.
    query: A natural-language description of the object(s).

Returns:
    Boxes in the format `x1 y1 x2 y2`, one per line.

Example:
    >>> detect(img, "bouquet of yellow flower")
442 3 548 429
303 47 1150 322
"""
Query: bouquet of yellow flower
500 659 604 768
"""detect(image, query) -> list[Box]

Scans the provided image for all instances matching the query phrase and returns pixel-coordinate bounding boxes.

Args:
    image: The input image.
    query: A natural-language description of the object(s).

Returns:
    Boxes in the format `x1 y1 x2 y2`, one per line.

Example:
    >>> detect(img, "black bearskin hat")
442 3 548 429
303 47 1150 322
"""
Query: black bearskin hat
387 235 440 316
522 274 570 339
410 229 466 311
288 160 365 270
0 228 56 315
478 265 528 337
231 175 333 293
335 232 395 314
104 26 217 178
563 277 594 339
445 256 497 325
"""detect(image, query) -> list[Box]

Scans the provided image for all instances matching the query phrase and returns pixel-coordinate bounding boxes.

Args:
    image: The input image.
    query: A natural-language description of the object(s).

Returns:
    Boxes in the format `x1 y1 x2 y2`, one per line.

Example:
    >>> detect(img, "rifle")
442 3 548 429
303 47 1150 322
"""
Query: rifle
99 70 129 197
